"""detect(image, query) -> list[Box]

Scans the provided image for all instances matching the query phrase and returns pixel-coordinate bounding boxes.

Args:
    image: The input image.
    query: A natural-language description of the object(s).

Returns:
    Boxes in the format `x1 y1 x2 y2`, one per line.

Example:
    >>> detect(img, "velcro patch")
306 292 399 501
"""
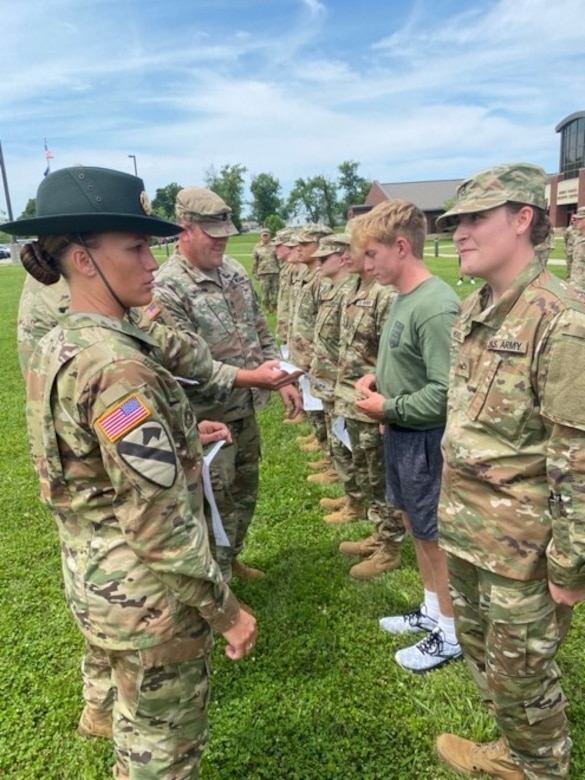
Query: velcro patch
96 394 151 443
487 338 527 354
117 421 177 488
143 301 162 320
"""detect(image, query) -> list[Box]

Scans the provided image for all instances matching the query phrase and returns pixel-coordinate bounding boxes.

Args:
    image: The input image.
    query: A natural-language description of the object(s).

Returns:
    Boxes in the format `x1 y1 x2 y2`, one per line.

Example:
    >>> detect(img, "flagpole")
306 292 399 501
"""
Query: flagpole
0 140 19 265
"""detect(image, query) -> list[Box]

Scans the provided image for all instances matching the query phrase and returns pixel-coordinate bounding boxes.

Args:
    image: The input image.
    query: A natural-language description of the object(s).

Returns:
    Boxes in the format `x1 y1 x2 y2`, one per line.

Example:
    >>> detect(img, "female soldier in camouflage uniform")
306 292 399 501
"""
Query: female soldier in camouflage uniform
2 166 256 779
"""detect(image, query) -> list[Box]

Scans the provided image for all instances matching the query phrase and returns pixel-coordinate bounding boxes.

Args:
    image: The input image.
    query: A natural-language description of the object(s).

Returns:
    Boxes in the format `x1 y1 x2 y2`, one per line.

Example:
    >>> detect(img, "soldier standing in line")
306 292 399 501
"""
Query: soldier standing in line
435 163 585 778
153 188 301 584
568 206 585 289
306 234 359 495
3 166 257 779
252 228 280 312
332 242 405 577
274 228 295 343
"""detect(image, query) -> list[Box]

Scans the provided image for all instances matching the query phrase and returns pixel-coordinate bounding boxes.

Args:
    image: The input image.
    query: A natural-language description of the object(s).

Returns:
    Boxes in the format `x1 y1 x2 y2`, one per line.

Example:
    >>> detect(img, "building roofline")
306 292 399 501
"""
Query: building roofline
555 111 585 133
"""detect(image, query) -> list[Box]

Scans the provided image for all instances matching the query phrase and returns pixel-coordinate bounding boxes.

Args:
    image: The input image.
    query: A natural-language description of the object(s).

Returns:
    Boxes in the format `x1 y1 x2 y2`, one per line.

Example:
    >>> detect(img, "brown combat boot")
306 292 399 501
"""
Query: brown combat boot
436 734 525 778
308 458 332 470
77 705 113 739
324 498 366 524
320 496 347 511
300 441 322 453
338 534 381 557
307 468 338 484
284 412 307 425
349 542 401 579
232 559 265 581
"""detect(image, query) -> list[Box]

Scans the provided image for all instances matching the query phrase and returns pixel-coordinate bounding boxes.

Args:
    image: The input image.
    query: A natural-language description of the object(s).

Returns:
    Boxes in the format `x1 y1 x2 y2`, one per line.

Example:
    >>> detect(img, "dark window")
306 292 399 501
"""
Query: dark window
560 117 585 179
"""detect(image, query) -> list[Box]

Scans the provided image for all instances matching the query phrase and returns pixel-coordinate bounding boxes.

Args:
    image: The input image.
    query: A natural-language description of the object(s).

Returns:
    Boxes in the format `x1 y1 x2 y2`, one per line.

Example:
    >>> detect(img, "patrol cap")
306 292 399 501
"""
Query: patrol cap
0 166 180 237
298 223 333 243
313 234 351 258
574 207 585 219
260 227 270 236
283 233 301 248
438 163 547 226
175 187 238 237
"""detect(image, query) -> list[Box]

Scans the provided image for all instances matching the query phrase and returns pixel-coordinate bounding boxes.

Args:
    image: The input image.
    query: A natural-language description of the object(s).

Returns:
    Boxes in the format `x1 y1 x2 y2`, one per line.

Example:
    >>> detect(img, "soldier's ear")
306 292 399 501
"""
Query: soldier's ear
68 246 98 279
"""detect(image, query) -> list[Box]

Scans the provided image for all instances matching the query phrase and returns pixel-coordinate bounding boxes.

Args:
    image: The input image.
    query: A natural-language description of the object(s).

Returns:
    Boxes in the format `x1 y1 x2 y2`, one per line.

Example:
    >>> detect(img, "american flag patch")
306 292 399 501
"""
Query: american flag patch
96 394 151 442
144 302 161 320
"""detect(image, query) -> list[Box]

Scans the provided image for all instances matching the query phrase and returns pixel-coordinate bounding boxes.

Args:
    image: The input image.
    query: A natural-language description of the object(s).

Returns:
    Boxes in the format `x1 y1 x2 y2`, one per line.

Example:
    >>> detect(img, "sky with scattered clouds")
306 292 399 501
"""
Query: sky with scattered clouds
1 0 583 216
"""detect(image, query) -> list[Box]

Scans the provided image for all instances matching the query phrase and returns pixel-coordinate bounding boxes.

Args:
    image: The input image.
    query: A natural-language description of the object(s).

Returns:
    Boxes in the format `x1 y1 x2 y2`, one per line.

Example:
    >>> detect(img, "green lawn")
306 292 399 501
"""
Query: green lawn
0 237 581 779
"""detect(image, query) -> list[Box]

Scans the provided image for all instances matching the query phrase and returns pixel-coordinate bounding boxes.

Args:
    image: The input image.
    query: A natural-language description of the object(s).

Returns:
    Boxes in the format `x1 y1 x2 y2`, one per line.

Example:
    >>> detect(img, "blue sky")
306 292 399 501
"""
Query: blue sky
1 0 583 217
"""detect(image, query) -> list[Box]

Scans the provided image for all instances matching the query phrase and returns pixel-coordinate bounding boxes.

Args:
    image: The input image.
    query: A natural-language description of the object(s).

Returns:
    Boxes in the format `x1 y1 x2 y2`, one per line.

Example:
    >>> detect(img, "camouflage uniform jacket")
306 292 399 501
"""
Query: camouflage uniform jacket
276 262 294 342
334 276 396 422
252 243 280 277
440 258 585 588
17 276 236 412
154 251 279 422
564 225 578 257
26 312 239 652
569 235 585 289
309 275 354 403
288 267 331 371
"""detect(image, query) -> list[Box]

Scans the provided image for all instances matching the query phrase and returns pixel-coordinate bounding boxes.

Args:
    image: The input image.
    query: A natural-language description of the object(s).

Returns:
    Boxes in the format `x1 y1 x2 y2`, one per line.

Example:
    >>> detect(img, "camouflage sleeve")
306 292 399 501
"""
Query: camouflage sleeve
382 311 454 427
539 313 585 589
253 285 279 360
252 248 259 278
142 298 239 401
87 359 239 632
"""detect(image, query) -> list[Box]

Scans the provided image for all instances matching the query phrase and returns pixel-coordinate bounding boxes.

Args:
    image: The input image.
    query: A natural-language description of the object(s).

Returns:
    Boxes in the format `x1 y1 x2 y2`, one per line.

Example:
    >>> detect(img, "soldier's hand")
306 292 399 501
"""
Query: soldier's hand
238 360 302 390
222 608 257 661
548 580 585 606
355 373 377 394
197 420 232 446
355 387 386 420
279 385 302 418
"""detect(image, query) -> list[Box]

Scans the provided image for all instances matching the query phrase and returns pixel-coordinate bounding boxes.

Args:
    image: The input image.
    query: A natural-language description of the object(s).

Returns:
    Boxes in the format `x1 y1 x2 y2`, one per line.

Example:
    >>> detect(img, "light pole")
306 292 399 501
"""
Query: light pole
128 154 138 176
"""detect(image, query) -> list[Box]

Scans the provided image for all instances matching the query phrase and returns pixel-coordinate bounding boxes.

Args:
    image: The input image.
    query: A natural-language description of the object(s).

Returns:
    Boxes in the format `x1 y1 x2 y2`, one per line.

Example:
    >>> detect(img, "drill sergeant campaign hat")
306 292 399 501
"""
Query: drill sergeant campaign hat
0 166 180 237
175 187 238 238
312 233 351 258
438 163 547 226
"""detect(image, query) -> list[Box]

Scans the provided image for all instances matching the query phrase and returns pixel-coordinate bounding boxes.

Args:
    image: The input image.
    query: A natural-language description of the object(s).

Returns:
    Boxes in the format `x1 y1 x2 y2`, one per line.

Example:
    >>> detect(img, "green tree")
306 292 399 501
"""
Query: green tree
250 173 283 225
18 198 36 220
337 160 370 218
152 183 183 221
286 175 340 225
205 163 247 231
264 214 286 236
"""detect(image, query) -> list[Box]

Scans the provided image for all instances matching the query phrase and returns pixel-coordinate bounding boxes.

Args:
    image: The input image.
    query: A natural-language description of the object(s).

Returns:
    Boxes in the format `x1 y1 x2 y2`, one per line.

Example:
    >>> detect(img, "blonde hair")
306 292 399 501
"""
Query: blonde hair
351 200 426 259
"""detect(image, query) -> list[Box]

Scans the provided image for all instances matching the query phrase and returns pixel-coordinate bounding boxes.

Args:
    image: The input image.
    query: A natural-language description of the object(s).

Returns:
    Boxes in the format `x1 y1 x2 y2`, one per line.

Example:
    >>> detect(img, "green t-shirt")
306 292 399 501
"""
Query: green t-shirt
376 275 459 430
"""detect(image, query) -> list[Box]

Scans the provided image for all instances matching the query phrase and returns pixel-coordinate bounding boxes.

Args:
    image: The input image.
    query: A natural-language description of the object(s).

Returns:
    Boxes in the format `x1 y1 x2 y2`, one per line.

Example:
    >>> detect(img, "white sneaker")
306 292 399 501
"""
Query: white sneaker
395 627 462 672
456 279 463 286
470 278 476 284
379 606 437 635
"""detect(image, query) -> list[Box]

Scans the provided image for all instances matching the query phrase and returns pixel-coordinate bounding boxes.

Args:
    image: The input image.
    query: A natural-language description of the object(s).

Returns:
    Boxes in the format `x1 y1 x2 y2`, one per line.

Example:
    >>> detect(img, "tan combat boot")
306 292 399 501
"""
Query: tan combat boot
349 542 401 579
436 734 525 779
324 498 366 524
308 458 332 470
300 441 322 453
307 468 338 484
232 559 265 581
296 433 317 444
284 412 307 425
320 496 347 511
338 534 381 557
77 705 113 739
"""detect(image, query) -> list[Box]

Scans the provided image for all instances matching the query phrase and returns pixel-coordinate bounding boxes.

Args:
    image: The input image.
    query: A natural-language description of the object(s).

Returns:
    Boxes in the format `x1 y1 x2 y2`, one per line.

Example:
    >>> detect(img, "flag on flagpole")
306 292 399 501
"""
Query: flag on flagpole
44 139 54 177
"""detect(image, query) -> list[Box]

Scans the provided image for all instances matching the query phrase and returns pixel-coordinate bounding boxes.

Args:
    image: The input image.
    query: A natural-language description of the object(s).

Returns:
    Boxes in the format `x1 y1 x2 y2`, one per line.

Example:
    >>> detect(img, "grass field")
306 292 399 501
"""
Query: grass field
1 235 583 780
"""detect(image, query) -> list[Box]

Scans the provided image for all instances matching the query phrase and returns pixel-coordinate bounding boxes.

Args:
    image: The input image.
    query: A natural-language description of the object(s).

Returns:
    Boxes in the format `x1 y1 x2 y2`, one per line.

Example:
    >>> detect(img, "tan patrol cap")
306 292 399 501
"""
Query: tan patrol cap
175 187 238 237
312 234 351 258
574 207 585 219
298 223 333 243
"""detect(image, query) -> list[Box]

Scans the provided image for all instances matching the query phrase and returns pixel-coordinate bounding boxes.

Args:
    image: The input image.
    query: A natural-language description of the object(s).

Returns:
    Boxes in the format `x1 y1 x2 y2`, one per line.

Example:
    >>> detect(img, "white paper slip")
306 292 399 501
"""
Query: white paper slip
299 374 323 411
333 415 352 451
280 343 289 360
173 376 200 386
278 360 303 375
202 439 229 547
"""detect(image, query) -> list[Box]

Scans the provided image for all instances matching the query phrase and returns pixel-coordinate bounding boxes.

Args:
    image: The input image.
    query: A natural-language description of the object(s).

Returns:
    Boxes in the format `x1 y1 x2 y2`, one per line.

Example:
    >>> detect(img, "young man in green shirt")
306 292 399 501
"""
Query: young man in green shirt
353 199 461 672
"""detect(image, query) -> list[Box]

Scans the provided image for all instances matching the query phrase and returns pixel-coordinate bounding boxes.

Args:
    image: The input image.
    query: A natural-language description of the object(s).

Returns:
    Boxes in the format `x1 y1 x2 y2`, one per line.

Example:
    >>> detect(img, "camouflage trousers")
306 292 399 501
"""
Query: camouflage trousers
307 410 328 446
82 640 114 711
322 402 364 504
258 273 279 311
345 417 404 542
447 554 573 779
204 415 260 580
108 639 211 779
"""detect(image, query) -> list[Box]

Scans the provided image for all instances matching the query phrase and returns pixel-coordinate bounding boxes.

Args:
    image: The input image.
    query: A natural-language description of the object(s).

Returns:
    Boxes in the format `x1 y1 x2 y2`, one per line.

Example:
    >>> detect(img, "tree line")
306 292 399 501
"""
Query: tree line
8 160 370 238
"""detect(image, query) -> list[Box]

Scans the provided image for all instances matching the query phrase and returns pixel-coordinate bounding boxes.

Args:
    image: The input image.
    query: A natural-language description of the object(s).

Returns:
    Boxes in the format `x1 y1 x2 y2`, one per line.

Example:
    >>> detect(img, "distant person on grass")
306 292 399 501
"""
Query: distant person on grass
4 166 256 778
436 163 585 779
352 199 461 672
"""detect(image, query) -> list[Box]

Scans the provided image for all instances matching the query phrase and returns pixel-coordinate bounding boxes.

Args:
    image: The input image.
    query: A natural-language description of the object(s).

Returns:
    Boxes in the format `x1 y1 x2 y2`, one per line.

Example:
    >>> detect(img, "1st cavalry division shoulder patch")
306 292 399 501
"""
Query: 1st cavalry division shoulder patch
96 394 151 442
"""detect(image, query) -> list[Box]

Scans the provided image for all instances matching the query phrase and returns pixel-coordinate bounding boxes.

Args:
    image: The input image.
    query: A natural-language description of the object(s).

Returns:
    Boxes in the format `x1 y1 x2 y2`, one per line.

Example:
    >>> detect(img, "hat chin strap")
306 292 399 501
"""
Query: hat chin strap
76 234 131 318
